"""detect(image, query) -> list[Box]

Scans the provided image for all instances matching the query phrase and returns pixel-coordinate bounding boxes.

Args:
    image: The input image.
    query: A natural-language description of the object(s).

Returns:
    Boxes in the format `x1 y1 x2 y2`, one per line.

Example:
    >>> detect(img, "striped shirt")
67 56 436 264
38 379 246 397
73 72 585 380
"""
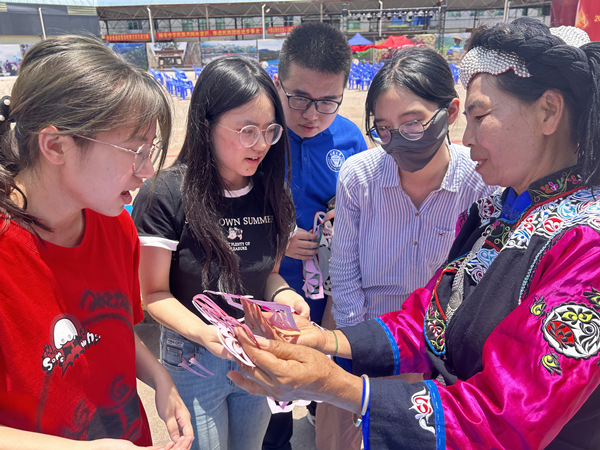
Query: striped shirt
330 144 498 327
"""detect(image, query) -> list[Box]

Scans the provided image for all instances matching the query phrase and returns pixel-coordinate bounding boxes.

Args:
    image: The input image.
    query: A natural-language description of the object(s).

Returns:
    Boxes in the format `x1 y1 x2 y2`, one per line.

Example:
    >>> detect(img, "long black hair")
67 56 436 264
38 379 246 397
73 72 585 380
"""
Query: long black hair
365 47 458 136
466 21 600 186
173 56 295 293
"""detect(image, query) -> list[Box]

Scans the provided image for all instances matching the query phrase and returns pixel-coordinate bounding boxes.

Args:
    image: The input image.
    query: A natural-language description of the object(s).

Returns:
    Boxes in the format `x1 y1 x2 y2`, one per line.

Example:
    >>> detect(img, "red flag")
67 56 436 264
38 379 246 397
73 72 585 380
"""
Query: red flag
576 0 600 41
551 0 579 27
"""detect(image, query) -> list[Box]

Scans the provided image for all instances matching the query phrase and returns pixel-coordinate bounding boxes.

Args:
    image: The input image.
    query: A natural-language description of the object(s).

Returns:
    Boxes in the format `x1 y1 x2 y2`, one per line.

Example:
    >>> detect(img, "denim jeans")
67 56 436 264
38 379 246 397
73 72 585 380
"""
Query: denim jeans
161 326 271 450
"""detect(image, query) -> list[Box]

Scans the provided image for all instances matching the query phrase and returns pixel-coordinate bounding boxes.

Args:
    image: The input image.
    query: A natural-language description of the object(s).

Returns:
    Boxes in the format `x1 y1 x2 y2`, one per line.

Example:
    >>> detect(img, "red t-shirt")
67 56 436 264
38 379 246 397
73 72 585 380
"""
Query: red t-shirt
0 210 151 444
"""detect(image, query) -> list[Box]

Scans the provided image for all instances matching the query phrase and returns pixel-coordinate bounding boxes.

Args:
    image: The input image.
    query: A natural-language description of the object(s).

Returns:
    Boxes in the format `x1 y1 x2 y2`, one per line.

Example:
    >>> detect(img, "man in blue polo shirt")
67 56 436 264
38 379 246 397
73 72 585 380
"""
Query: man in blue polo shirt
263 22 368 450
274 22 368 324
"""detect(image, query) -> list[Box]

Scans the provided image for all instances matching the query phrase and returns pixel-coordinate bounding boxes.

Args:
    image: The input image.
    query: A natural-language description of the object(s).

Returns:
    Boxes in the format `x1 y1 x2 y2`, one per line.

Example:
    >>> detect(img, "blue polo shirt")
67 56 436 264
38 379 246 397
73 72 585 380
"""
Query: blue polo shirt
279 114 368 322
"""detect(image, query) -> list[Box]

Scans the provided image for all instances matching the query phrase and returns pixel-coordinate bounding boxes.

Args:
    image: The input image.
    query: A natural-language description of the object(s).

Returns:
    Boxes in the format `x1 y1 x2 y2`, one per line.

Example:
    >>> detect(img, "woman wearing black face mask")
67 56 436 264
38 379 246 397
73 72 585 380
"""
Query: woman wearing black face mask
330 46 498 328
306 47 498 448
372 105 449 173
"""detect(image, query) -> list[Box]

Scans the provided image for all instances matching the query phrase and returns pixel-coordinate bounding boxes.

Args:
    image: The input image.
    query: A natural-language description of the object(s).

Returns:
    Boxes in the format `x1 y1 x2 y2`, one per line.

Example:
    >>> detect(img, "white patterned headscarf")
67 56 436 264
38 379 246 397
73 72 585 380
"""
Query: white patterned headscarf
550 26 591 48
459 47 531 89
459 26 591 89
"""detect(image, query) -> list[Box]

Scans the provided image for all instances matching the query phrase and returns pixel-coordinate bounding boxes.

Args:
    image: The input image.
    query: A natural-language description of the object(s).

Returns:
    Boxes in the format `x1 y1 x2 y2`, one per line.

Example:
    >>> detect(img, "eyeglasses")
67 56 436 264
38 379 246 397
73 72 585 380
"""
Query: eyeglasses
279 80 342 115
74 134 162 174
368 108 446 145
217 123 283 148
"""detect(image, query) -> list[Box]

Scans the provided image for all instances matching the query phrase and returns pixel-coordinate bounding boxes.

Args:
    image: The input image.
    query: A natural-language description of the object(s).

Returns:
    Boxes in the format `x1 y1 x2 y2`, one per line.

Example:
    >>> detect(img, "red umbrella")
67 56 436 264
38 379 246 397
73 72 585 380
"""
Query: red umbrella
374 35 415 48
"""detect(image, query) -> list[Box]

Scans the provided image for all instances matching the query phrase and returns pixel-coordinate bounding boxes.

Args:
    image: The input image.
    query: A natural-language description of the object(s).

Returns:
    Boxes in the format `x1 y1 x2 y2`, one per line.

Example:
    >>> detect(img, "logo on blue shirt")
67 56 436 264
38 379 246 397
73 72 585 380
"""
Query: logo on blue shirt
326 149 345 172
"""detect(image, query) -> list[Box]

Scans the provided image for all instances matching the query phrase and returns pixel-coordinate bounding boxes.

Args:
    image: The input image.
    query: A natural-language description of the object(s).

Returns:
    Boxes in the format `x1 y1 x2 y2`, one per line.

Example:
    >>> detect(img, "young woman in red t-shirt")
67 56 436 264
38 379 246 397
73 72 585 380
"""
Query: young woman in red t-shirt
0 35 193 449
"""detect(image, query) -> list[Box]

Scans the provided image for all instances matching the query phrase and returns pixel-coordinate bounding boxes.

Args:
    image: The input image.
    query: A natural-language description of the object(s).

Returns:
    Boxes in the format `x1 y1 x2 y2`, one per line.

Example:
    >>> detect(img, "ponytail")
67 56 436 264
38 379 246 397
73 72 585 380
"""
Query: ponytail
0 96 48 233
578 42 600 186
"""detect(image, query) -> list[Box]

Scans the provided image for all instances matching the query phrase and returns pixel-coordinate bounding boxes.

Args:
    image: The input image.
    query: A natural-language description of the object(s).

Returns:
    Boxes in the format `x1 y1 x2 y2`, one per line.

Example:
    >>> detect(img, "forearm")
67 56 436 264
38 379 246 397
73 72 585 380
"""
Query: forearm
135 331 172 390
327 329 352 359
314 366 363 415
144 291 211 345
135 333 193 444
0 426 109 450
264 272 289 301
139 245 212 345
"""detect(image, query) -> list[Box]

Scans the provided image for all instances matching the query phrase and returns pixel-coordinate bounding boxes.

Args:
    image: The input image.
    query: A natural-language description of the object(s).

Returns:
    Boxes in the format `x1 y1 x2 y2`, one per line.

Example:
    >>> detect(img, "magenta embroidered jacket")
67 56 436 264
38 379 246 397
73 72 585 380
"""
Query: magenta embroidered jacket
340 167 600 449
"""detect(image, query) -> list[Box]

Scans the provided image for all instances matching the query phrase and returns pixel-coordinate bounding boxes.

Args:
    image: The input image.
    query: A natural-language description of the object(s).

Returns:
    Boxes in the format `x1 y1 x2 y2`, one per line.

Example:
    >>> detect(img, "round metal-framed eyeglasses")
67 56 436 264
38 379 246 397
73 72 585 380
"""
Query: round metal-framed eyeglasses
368 108 446 145
217 123 283 148
74 134 162 174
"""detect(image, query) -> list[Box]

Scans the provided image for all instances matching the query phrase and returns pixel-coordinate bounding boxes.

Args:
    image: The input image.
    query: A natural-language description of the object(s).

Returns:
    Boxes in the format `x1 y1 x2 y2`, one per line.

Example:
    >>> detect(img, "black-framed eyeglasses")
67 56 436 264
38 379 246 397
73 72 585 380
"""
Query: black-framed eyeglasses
279 80 342 115
368 108 447 145
74 134 162 174
217 123 283 148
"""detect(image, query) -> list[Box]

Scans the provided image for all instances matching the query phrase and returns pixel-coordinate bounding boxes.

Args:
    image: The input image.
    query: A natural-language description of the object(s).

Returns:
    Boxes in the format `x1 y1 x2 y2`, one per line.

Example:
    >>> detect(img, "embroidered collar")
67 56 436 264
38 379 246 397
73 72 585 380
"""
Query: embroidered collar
499 166 583 219
525 166 583 205
500 188 531 222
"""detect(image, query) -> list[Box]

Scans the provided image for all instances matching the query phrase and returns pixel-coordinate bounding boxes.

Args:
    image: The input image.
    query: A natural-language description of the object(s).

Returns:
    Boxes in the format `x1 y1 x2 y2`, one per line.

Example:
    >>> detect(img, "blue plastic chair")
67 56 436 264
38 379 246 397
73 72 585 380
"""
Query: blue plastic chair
177 79 194 99
359 76 371 91
149 68 164 85
162 72 176 96
193 66 203 79
172 67 188 80
449 62 460 84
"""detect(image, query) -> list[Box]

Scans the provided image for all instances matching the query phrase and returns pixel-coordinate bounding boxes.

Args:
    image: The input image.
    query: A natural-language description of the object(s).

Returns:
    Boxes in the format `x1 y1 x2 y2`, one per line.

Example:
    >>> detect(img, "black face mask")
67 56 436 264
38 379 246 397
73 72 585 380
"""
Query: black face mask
382 109 449 173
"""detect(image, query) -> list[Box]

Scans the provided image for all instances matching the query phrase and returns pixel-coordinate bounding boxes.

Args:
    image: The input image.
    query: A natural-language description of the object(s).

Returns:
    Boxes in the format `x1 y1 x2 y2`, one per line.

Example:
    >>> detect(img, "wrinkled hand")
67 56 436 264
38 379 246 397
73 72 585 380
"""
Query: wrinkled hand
285 228 318 260
283 314 329 349
154 380 194 449
227 329 336 403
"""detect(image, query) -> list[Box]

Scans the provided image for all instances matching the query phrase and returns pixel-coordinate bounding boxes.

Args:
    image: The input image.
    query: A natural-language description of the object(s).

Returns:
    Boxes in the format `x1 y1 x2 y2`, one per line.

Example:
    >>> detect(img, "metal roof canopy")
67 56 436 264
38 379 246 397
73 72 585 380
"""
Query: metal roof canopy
98 1 347 21
98 1 550 21
2 0 552 21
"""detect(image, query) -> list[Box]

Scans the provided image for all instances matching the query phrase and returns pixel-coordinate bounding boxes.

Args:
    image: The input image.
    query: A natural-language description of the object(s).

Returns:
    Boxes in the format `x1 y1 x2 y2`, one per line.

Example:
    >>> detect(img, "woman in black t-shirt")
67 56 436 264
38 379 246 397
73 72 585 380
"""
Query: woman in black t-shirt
133 56 309 450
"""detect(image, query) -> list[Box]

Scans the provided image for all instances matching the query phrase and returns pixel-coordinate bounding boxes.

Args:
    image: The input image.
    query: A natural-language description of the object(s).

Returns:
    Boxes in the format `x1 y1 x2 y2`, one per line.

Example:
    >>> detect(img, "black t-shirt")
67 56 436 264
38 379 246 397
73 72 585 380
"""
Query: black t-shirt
132 168 278 321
